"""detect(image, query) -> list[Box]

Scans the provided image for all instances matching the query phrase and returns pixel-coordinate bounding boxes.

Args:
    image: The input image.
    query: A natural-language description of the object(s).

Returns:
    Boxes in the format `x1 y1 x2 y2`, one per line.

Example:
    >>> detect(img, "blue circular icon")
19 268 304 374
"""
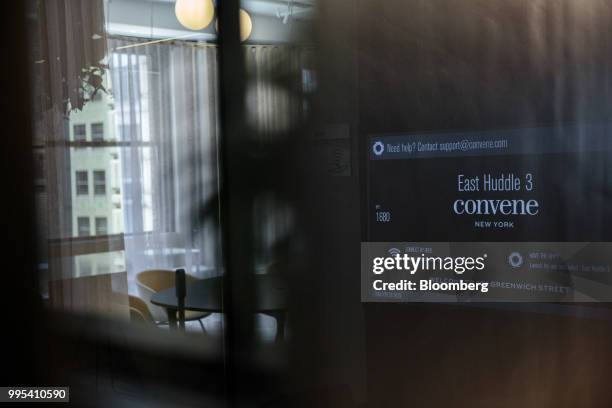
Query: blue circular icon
373 141 385 156
508 252 523 268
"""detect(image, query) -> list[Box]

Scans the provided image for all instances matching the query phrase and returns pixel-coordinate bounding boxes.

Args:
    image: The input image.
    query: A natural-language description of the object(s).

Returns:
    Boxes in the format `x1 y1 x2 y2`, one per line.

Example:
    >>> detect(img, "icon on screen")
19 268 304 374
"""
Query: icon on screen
508 252 523 268
388 248 401 257
373 141 385 156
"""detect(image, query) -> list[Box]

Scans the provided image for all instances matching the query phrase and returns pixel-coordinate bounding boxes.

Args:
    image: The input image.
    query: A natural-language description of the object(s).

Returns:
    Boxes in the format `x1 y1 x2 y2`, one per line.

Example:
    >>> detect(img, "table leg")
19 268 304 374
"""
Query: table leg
166 308 177 330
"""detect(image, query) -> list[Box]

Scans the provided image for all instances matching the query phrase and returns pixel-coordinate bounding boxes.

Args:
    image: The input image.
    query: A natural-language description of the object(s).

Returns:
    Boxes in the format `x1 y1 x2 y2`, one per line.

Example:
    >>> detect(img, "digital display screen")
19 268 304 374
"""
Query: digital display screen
367 123 612 241
363 123 612 302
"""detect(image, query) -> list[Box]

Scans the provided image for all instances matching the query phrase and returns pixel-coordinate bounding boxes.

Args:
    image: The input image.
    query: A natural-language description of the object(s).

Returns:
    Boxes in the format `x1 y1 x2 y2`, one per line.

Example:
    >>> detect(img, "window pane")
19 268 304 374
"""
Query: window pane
77 217 90 237
76 171 88 195
30 1 225 346
73 251 126 278
93 170 106 195
95 217 108 235
73 124 86 142
91 122 104 141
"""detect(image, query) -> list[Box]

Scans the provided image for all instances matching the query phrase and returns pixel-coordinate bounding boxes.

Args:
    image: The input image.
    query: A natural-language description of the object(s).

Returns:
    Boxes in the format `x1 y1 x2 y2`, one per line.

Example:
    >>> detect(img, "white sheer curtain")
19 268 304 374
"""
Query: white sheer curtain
109 37 221 291
108 38 306 292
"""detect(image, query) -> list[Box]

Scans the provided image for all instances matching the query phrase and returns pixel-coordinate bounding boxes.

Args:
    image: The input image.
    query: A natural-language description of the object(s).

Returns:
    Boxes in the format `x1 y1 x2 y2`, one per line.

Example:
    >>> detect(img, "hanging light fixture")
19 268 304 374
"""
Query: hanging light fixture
239 9 252 42
214 9 253 42
175 0 214 31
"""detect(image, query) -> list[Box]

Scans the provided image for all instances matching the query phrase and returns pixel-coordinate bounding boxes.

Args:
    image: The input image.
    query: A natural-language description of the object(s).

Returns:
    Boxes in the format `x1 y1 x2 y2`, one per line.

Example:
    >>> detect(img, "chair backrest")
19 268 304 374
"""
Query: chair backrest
135 269 199 293
128 295 155 324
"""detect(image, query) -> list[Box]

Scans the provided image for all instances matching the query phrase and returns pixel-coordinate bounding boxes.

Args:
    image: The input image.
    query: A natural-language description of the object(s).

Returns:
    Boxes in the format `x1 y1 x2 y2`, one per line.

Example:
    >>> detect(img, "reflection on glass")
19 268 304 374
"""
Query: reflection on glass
31 2 225 326
30 0 314 344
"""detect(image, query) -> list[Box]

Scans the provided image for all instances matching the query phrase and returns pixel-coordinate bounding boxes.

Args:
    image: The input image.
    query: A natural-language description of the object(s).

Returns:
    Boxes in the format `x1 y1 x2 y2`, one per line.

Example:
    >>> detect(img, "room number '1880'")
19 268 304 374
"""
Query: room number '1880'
376 211 391 223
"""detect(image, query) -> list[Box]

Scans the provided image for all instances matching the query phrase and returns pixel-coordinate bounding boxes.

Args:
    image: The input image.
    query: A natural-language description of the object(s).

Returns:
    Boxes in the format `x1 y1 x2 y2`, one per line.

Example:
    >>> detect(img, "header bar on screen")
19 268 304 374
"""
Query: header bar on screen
369 123 612 160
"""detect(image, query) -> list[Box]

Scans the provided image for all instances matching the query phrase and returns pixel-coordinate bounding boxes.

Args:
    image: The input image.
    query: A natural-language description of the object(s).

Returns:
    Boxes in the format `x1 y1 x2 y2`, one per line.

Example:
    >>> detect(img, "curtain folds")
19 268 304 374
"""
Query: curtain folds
36 0 107 114
109 38 222 289
109 38 307 289
245 45 309 141
32 0 127 318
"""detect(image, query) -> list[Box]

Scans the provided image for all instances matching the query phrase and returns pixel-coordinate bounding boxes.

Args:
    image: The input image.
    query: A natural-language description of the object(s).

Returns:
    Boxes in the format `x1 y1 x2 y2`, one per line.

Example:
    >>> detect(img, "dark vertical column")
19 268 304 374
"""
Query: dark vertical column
1 0 43 386
217 0 256 405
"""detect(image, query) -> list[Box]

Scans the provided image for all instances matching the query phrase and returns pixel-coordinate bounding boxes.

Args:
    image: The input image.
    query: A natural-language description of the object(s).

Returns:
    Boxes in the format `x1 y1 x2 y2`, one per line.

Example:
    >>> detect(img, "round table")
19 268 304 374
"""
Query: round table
150 275 287 340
